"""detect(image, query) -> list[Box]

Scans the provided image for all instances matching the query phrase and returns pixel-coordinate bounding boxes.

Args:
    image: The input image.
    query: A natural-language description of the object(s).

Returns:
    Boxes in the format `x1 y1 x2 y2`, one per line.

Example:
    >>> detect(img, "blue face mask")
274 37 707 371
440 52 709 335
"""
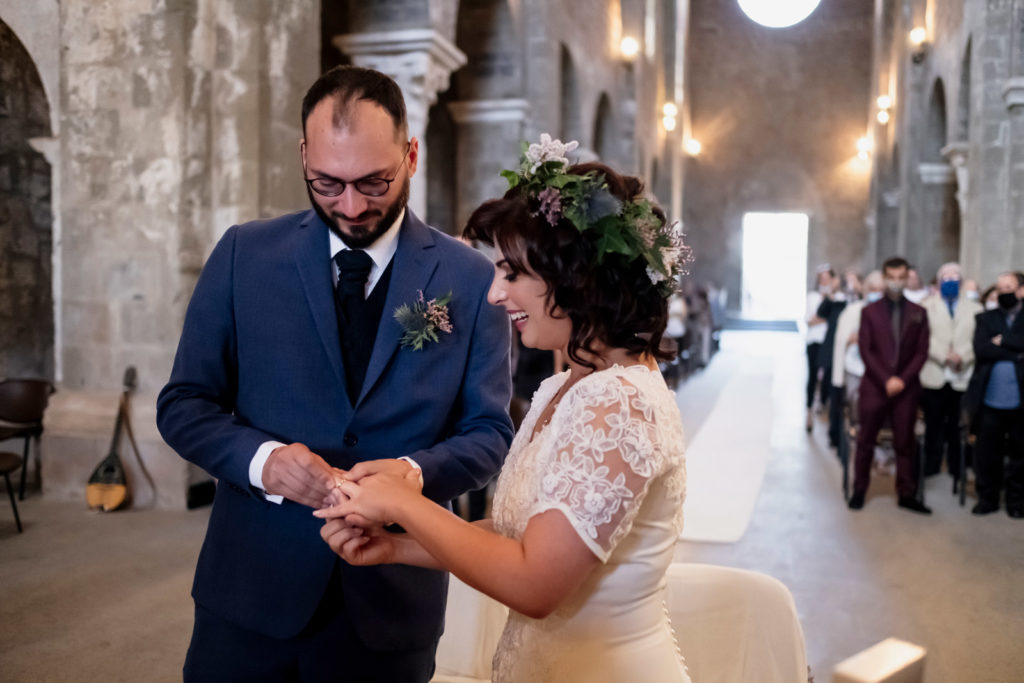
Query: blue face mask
940 280 960 300
866 291 883 303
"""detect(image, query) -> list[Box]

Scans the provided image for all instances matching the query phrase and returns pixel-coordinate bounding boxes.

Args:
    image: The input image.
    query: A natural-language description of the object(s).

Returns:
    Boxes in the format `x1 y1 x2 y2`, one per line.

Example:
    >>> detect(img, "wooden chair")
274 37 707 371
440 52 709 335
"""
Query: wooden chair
839 404 926 504
0 379 56 500
0 451 24 532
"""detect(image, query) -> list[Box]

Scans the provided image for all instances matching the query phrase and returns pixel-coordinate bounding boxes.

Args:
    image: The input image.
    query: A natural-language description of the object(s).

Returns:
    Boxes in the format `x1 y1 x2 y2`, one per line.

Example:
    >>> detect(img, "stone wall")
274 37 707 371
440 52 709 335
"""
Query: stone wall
683 0 874 305
34 0 319 509
0 19 53 379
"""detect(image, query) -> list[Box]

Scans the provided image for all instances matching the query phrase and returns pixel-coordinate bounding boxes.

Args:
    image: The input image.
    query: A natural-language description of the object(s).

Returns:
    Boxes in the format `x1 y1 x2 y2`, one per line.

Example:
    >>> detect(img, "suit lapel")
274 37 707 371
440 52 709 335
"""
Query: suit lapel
293 210 347 390
357 211 440 405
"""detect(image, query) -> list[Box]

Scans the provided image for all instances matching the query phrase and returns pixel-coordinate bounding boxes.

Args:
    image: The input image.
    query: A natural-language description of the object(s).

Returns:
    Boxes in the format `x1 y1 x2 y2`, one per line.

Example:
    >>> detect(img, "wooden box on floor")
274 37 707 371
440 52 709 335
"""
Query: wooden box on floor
832 638 925 683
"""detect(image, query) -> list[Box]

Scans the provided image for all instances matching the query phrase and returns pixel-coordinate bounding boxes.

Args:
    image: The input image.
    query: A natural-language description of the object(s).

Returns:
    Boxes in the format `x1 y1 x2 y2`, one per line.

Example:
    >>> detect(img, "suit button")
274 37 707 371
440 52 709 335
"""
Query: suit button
343 432 358 447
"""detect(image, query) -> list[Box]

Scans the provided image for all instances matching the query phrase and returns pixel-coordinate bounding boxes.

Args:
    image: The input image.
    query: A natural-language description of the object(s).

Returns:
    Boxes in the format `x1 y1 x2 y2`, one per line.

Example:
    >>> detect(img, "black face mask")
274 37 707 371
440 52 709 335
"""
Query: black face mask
998 292 1020 309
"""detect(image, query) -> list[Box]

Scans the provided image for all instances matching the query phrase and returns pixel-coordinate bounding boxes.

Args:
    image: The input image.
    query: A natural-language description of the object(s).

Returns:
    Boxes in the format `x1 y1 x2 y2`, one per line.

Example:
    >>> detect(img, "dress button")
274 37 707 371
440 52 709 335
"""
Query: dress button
343 432 358 447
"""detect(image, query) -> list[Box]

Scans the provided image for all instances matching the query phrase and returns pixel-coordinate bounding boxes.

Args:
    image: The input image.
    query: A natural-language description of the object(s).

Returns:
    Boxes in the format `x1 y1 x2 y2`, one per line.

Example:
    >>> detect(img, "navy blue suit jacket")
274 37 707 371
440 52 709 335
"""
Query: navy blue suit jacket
157 208 513 648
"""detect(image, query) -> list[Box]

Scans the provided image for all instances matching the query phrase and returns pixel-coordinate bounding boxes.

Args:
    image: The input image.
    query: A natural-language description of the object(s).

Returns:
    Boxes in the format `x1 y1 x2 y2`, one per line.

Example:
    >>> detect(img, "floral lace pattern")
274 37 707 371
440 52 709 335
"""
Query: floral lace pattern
493 364 685 562
490 364 687 682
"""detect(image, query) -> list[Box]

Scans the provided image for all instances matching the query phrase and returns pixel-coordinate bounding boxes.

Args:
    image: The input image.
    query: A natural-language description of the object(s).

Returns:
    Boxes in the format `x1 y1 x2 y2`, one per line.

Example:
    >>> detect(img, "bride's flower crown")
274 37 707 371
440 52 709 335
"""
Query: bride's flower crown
500 134 691 296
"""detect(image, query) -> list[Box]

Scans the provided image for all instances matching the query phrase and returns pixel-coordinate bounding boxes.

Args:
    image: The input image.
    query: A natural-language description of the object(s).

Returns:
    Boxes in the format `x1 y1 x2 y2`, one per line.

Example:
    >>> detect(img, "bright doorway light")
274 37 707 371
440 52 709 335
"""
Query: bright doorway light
741 212 809 319
737 0 822 29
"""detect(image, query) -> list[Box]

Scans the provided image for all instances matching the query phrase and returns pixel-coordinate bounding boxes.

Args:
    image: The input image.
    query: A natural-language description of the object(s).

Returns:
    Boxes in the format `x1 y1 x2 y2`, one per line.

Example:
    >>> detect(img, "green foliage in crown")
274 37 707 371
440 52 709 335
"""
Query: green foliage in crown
500 134 691 297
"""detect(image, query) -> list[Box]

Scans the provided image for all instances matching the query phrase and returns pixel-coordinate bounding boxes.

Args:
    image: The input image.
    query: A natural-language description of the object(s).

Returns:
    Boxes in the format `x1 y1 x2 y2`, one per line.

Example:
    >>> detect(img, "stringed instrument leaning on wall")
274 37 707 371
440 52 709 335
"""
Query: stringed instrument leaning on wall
85 367 136 512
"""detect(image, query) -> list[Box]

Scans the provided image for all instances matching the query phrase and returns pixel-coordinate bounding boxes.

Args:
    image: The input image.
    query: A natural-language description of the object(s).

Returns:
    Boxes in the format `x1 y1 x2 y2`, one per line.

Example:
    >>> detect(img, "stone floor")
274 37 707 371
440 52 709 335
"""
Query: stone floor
1 330 1022 682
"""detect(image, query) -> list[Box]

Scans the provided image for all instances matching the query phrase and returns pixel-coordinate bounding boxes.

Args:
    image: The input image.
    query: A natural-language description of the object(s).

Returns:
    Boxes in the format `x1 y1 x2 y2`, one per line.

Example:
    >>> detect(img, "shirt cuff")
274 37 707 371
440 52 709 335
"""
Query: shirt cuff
398 456 424 488
250 441 287 505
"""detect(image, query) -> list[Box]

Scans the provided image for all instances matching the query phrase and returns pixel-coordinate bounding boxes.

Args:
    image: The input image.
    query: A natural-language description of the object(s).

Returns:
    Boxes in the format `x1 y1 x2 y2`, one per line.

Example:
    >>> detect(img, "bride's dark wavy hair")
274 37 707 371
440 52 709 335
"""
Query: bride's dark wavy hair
463 161 673 369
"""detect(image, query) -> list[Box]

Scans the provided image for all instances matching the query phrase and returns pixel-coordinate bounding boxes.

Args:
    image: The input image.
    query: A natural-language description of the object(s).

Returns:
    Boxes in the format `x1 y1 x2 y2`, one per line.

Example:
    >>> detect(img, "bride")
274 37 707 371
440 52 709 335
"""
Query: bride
315 136 692 682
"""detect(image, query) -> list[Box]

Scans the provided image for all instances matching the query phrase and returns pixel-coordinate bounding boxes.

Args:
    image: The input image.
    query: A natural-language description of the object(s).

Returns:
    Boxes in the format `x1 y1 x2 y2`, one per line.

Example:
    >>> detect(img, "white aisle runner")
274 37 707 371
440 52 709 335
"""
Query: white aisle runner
679 336 778 543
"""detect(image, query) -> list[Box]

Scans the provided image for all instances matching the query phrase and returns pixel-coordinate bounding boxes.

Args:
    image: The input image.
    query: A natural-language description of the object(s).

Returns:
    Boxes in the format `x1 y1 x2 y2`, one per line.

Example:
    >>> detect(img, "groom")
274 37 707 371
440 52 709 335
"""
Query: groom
157 65 514 681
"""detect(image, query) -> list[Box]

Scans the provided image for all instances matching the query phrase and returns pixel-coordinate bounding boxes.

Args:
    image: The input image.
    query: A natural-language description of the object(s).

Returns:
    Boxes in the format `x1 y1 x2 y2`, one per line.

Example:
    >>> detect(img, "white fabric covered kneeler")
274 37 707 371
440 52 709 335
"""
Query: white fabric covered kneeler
432 575 508 682
664 563 808 683
833 638 926 683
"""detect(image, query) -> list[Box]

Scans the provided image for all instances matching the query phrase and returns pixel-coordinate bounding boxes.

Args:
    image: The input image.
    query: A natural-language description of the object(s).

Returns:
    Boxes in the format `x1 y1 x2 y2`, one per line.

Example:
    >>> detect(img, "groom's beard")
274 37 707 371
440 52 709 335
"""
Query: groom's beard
308 177 410 250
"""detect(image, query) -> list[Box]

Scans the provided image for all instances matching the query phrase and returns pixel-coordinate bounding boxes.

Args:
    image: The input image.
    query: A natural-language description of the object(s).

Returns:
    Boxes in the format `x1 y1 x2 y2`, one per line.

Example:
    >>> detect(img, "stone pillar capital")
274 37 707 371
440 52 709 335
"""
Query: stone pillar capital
917 162 955 185
941 141 969 166
1002 76 1024 110
333 29 468 220
334 29 467 112
448 99 531 125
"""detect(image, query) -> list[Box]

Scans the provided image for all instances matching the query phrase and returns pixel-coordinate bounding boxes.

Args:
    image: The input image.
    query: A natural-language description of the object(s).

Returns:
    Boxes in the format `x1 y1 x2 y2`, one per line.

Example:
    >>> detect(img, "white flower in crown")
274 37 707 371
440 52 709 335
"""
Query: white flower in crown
646 266 667 285
525 133 580 172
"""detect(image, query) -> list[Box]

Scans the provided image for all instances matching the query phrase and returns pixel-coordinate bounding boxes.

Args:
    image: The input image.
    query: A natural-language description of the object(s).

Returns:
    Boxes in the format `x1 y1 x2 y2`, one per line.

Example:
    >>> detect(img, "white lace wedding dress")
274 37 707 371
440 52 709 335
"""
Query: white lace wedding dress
490 364 691 682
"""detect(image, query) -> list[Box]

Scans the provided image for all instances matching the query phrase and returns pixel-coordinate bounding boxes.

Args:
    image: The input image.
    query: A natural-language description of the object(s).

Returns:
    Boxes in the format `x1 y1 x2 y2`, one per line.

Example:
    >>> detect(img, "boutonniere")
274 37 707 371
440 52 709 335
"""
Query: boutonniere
394 290 453 350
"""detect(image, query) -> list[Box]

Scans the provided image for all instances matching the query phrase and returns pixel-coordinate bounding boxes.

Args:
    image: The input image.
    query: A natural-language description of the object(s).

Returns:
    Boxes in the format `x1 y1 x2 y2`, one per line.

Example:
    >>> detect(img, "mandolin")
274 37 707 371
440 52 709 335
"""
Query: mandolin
85 367 136 511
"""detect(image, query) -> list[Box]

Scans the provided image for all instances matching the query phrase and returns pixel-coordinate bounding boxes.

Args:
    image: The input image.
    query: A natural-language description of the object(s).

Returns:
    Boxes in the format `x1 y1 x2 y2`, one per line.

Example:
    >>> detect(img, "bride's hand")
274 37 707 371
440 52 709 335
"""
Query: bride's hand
314 473 415 527
320 520 397 566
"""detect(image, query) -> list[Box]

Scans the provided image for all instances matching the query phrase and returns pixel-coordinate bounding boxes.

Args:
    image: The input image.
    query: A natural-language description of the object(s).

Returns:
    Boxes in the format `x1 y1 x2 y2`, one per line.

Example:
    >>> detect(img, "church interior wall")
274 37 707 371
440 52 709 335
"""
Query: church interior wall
7 0 1018 510
683 0 873 308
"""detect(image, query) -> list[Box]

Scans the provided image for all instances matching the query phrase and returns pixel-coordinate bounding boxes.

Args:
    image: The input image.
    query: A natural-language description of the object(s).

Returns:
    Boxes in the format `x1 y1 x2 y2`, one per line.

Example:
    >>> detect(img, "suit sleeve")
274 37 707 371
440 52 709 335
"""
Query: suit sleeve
900 312 930 385
405 274 514 503
957 310 978 368
156 226 279 491
859 308 889 389
974 313 1020 362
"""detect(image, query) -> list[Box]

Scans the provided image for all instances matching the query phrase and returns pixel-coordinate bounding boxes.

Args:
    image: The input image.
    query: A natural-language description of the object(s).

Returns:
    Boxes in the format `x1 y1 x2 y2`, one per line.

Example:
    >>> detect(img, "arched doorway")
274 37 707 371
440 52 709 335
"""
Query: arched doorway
0 18 53 378
560 44 582 143
593 93 617 166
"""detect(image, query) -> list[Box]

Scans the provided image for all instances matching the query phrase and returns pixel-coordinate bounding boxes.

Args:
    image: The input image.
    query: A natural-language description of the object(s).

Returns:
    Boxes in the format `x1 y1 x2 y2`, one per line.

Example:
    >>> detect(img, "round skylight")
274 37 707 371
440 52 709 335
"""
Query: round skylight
737 0 822 29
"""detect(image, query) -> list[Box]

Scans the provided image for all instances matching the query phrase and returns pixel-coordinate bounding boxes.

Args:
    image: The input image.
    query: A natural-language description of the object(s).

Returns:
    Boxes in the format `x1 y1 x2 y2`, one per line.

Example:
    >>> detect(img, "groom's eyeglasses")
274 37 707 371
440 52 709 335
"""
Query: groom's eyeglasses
305 147 409 198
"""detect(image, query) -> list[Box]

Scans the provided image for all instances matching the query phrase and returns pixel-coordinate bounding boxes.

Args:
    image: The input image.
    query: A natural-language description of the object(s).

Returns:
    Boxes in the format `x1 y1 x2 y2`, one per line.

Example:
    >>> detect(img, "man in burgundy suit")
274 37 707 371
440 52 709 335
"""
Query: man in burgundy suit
848 257 933 514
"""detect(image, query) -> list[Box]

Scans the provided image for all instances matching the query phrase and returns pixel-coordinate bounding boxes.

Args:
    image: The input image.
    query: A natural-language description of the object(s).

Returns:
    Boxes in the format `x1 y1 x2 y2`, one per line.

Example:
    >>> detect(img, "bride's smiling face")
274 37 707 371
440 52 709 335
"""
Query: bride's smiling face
488 245 572 351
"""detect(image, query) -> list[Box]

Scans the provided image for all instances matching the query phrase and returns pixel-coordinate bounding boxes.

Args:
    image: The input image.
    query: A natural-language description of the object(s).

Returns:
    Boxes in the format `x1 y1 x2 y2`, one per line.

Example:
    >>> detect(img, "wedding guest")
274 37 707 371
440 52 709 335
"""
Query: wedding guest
848 257 932 514
831 271 883 441
982 284 1000 311
818 278 850 447
318 142 692 682
904 266 929 304
157 65 513 681
806 266 835 432
964 272 1024 517
919 262 982 479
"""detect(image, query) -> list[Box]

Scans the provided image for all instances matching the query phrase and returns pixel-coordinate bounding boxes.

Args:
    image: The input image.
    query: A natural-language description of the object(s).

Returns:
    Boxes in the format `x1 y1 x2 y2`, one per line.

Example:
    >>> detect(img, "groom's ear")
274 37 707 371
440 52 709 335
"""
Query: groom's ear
406 137 419 178
300 139 307 168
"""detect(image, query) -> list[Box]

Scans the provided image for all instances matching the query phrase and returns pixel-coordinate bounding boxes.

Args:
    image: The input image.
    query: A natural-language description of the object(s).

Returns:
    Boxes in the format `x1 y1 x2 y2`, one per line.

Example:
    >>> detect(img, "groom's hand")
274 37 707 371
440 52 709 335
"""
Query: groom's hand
262 443 336 508
344 458 423 490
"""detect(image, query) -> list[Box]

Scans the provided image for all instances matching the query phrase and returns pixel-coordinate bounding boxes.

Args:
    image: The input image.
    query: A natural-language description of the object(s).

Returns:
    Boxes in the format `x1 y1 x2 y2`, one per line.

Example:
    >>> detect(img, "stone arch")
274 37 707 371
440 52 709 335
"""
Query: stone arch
0 18 53 379
926 78 948 162
560 44 583 143
956 37 972 141
593 93 617 165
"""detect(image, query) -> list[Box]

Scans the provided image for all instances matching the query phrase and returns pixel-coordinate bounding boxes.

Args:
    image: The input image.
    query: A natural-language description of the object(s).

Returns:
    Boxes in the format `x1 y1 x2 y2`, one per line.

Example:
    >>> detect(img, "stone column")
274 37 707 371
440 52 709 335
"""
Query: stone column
965 0 1016 285
941 142 970 267
914 162 957 277
334 29 467 220
1004 76 1024 269
448 98 530 230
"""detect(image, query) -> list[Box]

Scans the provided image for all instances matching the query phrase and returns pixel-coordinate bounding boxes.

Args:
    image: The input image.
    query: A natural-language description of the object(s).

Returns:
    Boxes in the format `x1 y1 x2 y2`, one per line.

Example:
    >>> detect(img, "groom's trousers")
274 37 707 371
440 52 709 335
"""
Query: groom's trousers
183 562 438 682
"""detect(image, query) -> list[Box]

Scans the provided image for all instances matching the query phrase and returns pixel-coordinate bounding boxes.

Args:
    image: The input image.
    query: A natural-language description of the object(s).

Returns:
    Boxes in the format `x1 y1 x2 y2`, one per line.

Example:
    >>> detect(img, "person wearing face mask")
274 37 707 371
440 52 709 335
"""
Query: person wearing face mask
919 263 982 481
963 279 981 303
903 267 929 304
805 266 836 432
964 272 1024 517
831 271 884 440
848 257 932 514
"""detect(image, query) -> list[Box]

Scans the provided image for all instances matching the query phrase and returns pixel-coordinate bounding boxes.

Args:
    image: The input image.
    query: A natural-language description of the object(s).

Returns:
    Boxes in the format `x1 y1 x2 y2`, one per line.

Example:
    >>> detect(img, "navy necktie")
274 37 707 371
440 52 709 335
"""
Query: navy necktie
334 250 373 324
333 250 374 402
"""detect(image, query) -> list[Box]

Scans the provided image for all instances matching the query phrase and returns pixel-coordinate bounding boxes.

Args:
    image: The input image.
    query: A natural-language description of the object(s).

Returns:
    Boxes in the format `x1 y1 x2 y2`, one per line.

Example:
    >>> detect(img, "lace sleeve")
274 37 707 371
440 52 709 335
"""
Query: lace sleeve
531 373 666 562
